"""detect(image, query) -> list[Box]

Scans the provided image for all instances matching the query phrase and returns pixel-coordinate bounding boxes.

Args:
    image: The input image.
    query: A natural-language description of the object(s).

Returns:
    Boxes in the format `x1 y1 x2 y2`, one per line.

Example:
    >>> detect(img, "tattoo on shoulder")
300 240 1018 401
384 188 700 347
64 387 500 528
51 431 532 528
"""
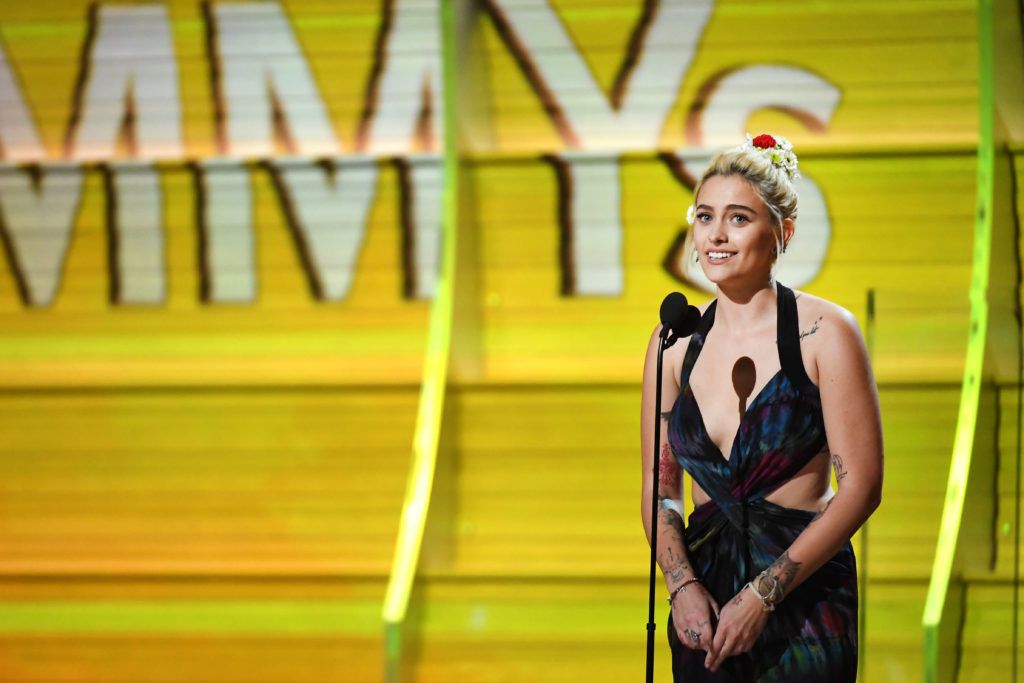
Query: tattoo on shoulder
832 452 848 483
799 315 823 341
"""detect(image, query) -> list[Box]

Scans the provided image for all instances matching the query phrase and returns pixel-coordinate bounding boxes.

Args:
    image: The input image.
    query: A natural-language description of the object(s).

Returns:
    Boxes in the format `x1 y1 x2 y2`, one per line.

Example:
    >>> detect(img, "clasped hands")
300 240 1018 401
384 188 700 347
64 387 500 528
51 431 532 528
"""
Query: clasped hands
671 581 771 673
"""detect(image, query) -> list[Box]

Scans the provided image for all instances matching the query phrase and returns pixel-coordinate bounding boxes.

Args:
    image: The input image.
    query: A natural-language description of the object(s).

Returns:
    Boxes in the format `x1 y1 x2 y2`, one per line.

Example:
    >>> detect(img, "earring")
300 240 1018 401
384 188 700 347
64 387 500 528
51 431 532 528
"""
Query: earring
693 250 700 263
782 243 787 254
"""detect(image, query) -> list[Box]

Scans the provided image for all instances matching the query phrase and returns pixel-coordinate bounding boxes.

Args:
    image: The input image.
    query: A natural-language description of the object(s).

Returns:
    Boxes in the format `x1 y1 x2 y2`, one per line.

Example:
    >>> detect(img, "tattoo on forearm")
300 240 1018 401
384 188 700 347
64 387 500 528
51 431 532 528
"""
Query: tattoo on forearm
799 316 823 341
660 443 680 493
766 551 802 593
656 507 692 582
660 409 672 422
667 562 692 584
831 452 848 483
659 506 685 539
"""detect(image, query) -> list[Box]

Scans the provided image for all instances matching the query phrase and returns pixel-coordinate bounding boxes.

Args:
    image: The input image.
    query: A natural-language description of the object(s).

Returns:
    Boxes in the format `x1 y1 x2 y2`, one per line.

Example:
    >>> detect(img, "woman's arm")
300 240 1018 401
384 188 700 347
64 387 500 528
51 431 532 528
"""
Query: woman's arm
641 323 720 657
705 303 884 672
755 305 883 598
640 323 695 589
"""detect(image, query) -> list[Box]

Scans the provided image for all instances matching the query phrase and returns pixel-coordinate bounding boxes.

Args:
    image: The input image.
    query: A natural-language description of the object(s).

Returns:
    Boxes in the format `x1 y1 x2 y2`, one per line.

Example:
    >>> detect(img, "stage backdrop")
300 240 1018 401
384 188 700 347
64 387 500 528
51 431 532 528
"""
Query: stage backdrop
0 0 979 386
0 1 996 682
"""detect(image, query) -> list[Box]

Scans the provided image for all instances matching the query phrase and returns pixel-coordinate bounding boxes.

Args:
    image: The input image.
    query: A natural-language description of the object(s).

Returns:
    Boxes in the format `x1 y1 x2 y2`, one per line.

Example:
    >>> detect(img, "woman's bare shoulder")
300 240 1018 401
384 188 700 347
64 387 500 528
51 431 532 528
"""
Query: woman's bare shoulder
791 289 860 334
790 289 866 382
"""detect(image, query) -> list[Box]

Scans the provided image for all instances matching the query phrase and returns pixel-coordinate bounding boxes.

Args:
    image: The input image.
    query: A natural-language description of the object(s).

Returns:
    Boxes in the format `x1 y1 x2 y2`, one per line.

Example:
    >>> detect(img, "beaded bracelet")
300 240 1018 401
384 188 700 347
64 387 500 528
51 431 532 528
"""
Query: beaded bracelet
667 576 702 605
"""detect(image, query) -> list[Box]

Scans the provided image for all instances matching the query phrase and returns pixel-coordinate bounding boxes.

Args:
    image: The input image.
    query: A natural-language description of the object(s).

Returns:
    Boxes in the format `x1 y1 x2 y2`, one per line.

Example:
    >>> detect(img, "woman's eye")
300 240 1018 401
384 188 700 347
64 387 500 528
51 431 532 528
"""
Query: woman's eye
696 212 711 222
732 214 749 224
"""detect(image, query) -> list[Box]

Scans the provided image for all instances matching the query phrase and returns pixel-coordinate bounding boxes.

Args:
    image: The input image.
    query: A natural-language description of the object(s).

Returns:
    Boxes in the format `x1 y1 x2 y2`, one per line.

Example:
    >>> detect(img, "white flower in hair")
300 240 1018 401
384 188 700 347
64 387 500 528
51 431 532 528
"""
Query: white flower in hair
732 132 801 181
685 204 696 225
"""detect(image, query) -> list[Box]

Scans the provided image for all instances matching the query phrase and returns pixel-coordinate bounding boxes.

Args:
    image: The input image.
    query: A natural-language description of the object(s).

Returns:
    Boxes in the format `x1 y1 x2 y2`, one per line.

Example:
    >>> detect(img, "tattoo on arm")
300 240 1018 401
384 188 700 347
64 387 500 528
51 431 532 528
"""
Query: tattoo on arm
659 443 680 494
831 452 848 483
656 507 693 583
666 562 692 584
659 506 685 539
766 551 802 594
660 409 672 422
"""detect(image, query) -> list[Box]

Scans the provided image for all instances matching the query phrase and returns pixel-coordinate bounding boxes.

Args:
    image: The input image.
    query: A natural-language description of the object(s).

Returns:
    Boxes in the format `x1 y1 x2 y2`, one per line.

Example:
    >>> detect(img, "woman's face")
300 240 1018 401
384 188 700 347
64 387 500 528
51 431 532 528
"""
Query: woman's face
692 174 783 286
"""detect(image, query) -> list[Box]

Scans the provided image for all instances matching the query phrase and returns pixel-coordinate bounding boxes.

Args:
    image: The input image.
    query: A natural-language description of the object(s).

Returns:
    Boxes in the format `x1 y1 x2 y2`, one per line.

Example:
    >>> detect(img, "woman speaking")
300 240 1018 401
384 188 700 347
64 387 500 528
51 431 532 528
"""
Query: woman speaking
640 133 884 681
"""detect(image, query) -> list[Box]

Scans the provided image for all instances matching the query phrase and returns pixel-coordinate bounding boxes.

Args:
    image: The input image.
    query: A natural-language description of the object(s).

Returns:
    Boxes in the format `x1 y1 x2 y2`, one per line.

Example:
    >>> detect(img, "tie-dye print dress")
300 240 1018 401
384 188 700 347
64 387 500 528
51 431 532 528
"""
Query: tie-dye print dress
665 281 858 682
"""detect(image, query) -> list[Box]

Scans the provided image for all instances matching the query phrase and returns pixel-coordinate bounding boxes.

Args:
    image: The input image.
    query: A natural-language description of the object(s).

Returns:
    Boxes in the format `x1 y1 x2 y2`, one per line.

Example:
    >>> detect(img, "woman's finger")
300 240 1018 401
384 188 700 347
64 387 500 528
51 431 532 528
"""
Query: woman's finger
706 638 732 672
709 626 732 669
679 622 706 651
698 619 716 658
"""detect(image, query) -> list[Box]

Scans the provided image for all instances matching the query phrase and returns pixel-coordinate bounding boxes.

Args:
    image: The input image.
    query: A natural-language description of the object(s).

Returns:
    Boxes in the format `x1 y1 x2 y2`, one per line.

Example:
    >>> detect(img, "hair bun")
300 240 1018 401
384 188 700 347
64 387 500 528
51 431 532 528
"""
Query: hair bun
732 132 800 181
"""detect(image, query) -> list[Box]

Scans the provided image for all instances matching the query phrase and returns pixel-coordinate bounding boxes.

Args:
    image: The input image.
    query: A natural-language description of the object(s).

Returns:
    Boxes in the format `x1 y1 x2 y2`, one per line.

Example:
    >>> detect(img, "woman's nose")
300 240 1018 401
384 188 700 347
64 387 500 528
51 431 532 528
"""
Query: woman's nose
708 218 727 242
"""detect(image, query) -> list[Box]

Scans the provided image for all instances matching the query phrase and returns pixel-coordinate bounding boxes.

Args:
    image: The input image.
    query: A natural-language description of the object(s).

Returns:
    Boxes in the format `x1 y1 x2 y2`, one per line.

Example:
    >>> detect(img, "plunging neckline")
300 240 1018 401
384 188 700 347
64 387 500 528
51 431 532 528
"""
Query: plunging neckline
683 367 786 466
680 287 786 466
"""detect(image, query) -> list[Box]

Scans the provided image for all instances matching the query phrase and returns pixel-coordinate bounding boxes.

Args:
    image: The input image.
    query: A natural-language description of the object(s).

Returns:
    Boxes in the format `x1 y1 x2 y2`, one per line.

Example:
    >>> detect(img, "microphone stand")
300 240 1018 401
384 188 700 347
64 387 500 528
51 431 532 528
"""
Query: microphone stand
645 324 673 683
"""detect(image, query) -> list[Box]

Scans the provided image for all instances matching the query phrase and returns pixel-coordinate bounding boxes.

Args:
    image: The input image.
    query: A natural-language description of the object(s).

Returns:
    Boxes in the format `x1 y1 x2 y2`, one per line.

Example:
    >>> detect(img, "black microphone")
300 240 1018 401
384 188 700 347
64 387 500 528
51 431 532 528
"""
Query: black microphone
645 291 703 683
660 292 701 347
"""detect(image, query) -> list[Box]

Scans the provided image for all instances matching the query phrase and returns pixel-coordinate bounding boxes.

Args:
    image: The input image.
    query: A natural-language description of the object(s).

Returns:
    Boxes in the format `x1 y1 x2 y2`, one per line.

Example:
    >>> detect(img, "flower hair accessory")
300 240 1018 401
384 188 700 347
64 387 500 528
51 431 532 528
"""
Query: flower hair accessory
735 132 800 181
685 204 697 226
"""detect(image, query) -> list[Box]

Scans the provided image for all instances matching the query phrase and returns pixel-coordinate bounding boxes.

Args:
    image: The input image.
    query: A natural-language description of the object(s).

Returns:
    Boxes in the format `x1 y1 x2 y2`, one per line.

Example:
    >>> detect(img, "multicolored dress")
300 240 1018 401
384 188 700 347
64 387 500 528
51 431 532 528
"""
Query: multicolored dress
665 281 858 682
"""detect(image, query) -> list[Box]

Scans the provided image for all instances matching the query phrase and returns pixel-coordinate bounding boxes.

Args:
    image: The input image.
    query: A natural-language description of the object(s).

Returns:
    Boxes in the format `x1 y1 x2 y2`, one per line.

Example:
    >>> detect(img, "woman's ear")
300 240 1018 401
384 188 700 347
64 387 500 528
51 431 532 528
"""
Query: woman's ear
782 217 796 248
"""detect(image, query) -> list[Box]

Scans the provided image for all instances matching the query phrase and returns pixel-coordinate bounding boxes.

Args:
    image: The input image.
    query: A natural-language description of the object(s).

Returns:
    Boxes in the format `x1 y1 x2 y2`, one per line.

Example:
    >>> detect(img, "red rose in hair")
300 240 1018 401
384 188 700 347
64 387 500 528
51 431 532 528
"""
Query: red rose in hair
752 134 777 149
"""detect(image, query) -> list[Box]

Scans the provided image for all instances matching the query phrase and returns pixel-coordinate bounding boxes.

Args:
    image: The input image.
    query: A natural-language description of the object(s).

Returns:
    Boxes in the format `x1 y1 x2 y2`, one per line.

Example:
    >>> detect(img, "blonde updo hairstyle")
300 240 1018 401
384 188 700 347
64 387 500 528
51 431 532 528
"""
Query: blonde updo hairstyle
691 144 800 264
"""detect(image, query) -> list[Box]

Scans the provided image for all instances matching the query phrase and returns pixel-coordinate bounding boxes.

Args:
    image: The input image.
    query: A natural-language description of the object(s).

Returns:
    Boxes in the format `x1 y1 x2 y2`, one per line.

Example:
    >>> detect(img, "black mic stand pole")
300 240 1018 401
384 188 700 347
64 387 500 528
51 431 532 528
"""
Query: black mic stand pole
645 324 672 683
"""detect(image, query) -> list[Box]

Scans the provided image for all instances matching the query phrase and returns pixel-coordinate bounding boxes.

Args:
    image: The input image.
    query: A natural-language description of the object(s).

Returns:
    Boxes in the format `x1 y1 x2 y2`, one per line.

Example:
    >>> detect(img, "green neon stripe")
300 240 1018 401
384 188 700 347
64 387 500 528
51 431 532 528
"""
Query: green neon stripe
0 601 381 634
381 0 460 633
921 0 994 679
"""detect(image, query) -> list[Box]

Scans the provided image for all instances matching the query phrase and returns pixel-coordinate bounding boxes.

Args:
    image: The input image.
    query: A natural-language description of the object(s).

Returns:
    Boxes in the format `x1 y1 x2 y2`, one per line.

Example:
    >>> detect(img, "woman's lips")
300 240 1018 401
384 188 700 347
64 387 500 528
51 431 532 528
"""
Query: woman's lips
707 250 736 263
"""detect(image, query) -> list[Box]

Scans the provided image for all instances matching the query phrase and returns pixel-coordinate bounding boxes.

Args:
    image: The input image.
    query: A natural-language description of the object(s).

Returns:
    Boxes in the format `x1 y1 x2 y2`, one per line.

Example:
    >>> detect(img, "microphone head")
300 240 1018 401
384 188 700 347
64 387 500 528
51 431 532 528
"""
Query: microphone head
660 292 688 329
682 305 702 334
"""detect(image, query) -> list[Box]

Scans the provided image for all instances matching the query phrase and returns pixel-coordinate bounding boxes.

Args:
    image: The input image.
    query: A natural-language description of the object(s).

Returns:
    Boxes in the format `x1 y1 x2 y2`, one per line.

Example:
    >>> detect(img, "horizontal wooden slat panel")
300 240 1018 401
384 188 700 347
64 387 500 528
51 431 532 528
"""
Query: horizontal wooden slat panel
439 384 956 580
469 153 975 385
0 388 415 575
411 578 928 683
0 635 383 683
958 582 1024 682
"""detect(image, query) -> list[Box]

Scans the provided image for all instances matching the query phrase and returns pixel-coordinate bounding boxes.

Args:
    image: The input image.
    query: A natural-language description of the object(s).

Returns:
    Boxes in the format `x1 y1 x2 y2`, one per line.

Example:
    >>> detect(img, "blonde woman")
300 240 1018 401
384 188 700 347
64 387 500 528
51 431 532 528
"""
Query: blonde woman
640 134 883 681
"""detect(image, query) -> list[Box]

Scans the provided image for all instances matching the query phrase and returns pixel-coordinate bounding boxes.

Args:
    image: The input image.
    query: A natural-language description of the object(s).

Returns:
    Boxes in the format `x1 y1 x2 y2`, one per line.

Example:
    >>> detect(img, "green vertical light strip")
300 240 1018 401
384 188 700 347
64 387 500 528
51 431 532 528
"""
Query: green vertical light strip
381 0 461 675
921 0 995 680
861 287 875 679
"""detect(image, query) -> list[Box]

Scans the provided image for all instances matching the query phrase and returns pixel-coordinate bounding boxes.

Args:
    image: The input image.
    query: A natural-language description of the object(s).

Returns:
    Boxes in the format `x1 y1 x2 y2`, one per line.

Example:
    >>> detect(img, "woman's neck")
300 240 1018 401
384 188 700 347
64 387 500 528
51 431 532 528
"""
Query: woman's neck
713 276 777 337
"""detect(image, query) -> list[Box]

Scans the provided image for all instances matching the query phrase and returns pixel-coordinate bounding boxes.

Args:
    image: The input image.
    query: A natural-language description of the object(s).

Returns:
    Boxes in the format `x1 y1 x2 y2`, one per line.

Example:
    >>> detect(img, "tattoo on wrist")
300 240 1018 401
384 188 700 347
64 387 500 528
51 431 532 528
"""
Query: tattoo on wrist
766 551 802 593
667 564 693 584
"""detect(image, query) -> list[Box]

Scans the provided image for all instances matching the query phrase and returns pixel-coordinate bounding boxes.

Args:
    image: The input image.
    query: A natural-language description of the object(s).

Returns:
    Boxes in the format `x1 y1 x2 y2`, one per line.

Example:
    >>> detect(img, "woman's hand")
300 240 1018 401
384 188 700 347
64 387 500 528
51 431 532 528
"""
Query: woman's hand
671 582 720 658
704 583 770 672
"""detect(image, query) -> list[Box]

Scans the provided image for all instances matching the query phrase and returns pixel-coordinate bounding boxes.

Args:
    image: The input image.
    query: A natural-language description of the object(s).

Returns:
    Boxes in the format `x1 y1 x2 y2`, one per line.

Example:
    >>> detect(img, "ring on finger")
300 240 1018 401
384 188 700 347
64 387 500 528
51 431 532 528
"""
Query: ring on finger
683 627 701 643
